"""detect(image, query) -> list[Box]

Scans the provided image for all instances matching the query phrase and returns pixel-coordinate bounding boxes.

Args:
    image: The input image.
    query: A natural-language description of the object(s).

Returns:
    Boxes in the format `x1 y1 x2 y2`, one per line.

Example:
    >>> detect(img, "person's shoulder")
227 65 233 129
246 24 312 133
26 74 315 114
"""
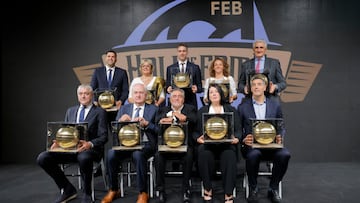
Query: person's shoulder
115 67 127 72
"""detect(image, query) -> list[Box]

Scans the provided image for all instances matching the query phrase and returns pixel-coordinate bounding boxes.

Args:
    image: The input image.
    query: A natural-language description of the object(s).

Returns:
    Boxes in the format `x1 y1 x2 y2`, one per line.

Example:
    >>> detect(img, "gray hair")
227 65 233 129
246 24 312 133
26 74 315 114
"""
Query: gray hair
252 39 268 49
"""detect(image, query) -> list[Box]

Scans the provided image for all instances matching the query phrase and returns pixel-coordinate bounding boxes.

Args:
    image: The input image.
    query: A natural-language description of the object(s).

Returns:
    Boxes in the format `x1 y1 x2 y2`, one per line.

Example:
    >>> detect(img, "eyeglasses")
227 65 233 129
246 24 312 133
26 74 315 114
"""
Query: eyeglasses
255 46 264 49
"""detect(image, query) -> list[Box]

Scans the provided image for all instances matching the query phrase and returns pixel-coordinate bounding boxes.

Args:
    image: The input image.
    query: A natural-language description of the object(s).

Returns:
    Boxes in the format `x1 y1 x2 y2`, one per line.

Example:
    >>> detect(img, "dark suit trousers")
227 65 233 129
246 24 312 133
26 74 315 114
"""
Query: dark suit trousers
242 147 291 190
106 143 156 193
37 150 102 195
197 144 237 195
155 147 194 193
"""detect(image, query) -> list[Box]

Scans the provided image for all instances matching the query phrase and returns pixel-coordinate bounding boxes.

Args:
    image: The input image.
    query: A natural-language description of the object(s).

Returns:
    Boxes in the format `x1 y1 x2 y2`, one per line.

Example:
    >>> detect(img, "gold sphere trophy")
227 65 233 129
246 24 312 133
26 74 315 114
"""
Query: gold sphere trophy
250 118 284 148
47 122 88 153
158 116 188 153
111 121 143 151
203 112 234 143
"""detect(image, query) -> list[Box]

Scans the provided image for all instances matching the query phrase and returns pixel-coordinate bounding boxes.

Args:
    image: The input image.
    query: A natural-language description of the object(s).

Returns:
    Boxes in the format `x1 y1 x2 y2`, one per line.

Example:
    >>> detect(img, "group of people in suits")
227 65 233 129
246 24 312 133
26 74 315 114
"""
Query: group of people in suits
36 40 291 203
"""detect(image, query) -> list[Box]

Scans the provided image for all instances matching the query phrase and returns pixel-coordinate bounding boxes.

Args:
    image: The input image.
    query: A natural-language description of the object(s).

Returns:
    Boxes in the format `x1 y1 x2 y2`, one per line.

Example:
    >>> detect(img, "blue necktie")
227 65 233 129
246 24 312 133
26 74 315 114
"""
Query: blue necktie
108 69 112 88
79 106 85 122
134 107 141 119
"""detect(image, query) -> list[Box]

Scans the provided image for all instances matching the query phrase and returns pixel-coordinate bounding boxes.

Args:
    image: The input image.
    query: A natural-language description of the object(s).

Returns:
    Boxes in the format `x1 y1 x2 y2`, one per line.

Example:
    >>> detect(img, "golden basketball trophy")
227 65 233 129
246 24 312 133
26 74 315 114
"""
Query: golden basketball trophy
111 121 143 150
171 69 192 89
146 77 165 104
94 88 117 110
158 117 188 153
47 122 88 153
203 112 234 143
250 118 284 148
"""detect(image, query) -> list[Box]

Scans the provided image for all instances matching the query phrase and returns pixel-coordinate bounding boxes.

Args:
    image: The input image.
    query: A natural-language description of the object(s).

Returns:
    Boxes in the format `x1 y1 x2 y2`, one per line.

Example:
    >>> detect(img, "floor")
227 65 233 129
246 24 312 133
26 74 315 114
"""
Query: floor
0 162 359 203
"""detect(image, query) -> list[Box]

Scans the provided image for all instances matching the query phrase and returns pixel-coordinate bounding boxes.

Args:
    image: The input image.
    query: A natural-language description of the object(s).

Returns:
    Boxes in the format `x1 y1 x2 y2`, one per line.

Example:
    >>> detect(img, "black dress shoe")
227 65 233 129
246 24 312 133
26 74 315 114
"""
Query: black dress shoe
247 187 258 203
268 189 281 203
159 191 166 203
55 184 77 203
183 190 190 202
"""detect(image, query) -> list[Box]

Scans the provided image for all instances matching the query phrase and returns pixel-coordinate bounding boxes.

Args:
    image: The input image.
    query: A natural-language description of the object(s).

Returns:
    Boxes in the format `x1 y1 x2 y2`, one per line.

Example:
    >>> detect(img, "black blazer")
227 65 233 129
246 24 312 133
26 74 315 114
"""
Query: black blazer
64 105 108 152
90 66 129 104
166 61 202 107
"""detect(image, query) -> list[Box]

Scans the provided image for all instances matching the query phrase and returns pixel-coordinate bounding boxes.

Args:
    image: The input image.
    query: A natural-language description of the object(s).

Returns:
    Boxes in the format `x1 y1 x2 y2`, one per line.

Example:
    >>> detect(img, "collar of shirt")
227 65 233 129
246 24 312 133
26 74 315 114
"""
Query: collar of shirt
171 105 184 113
252 98 267 105
105 66 115 72
178 60 187 66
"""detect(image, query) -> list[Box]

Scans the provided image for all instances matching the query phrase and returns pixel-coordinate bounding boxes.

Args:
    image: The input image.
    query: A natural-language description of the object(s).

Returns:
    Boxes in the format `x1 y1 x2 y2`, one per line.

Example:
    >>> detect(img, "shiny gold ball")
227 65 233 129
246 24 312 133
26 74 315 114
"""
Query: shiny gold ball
164 125 185 147
205 116 228 140
98 91 115 109
56 126 79 149
253 122 276 144
173 73 190 88
118 124 140 147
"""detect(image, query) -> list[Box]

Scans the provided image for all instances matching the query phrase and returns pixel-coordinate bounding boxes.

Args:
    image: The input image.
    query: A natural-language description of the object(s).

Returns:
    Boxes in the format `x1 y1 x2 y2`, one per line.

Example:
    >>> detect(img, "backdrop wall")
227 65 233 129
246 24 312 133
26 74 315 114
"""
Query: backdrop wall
2 0 360 164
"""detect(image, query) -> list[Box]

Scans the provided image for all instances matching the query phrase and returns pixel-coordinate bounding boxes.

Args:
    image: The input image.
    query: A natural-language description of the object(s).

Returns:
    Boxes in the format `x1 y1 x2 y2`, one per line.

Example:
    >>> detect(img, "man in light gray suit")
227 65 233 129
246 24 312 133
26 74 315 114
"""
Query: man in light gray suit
102 83 158 203
238 39 287 99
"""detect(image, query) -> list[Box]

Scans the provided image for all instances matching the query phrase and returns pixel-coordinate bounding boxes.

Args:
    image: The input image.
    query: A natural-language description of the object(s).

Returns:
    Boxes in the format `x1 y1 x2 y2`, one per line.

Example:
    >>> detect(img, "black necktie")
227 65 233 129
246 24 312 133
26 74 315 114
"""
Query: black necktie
79 105 85 122
181 63 185 73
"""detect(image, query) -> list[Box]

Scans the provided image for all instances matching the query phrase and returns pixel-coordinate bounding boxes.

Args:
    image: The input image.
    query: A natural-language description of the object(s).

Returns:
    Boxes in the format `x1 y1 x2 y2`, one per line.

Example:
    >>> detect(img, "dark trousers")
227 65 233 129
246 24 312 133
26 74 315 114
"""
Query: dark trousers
155 147 194 193
197 144 237 195
106 143 155 193
37 150 102 195
242 147 291 190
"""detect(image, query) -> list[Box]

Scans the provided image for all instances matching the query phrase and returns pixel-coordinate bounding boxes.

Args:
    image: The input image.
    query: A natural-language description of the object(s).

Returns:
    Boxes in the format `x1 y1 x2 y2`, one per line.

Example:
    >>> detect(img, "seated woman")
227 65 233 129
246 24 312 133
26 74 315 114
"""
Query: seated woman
203 57 238 104
194 84 241 203
128 59 166 107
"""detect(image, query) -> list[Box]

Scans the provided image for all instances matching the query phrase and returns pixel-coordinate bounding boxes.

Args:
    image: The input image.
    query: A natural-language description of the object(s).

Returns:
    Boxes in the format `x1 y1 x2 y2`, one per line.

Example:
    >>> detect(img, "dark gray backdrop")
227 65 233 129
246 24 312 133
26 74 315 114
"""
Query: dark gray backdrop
2 0 360 164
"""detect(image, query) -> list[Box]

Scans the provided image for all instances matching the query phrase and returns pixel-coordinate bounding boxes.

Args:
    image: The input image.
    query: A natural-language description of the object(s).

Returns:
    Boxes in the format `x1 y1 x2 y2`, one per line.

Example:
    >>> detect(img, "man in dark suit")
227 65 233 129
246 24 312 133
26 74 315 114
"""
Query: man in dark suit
238 74 291 203
101 83 158 203
90 50 129 110
37 84 108 203
154 88 197 203
238 39 286 99
166 43 202 108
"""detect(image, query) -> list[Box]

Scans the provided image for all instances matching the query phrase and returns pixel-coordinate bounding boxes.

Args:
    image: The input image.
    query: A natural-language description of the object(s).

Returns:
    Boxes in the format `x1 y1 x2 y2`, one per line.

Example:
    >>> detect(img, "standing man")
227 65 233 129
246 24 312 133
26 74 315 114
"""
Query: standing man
238 39 286 99
91 50 129 110
166 43 202 108
154 88 197 203
101 83 158 203
238 74 291 203
37 84 108 203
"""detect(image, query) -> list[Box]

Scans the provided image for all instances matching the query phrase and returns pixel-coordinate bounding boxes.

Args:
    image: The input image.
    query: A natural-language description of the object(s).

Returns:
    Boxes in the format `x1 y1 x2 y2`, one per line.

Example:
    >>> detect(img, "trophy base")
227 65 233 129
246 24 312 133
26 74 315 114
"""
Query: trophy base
48 148 78 153
158 145 187 153
204 139 234 144
112 146 142 151
252 143 283 149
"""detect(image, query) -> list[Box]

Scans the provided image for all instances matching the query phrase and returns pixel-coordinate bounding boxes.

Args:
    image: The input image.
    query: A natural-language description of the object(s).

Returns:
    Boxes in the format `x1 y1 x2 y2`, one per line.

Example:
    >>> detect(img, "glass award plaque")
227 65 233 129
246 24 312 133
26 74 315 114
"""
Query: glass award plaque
158 121 188 153
203 112 234 143
250 118 284 149
47 122 88 153
111 121 143 151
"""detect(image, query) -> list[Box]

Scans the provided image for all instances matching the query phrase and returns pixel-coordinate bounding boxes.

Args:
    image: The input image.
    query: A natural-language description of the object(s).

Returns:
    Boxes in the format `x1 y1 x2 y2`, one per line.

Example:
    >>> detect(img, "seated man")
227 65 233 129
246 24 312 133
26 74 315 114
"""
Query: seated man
154 88 197 202
101 83 158 203
37 84 108 203
237 74 291 203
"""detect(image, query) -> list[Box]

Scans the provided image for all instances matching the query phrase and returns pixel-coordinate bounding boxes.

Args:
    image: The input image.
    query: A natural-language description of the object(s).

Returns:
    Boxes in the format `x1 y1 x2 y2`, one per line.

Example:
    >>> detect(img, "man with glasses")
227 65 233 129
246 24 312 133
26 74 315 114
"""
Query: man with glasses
238 39 287 100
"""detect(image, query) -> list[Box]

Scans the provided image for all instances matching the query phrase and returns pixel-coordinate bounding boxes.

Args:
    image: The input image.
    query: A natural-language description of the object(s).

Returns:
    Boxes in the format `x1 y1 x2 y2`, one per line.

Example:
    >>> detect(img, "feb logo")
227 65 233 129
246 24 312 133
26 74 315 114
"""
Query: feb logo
73 0 322 103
